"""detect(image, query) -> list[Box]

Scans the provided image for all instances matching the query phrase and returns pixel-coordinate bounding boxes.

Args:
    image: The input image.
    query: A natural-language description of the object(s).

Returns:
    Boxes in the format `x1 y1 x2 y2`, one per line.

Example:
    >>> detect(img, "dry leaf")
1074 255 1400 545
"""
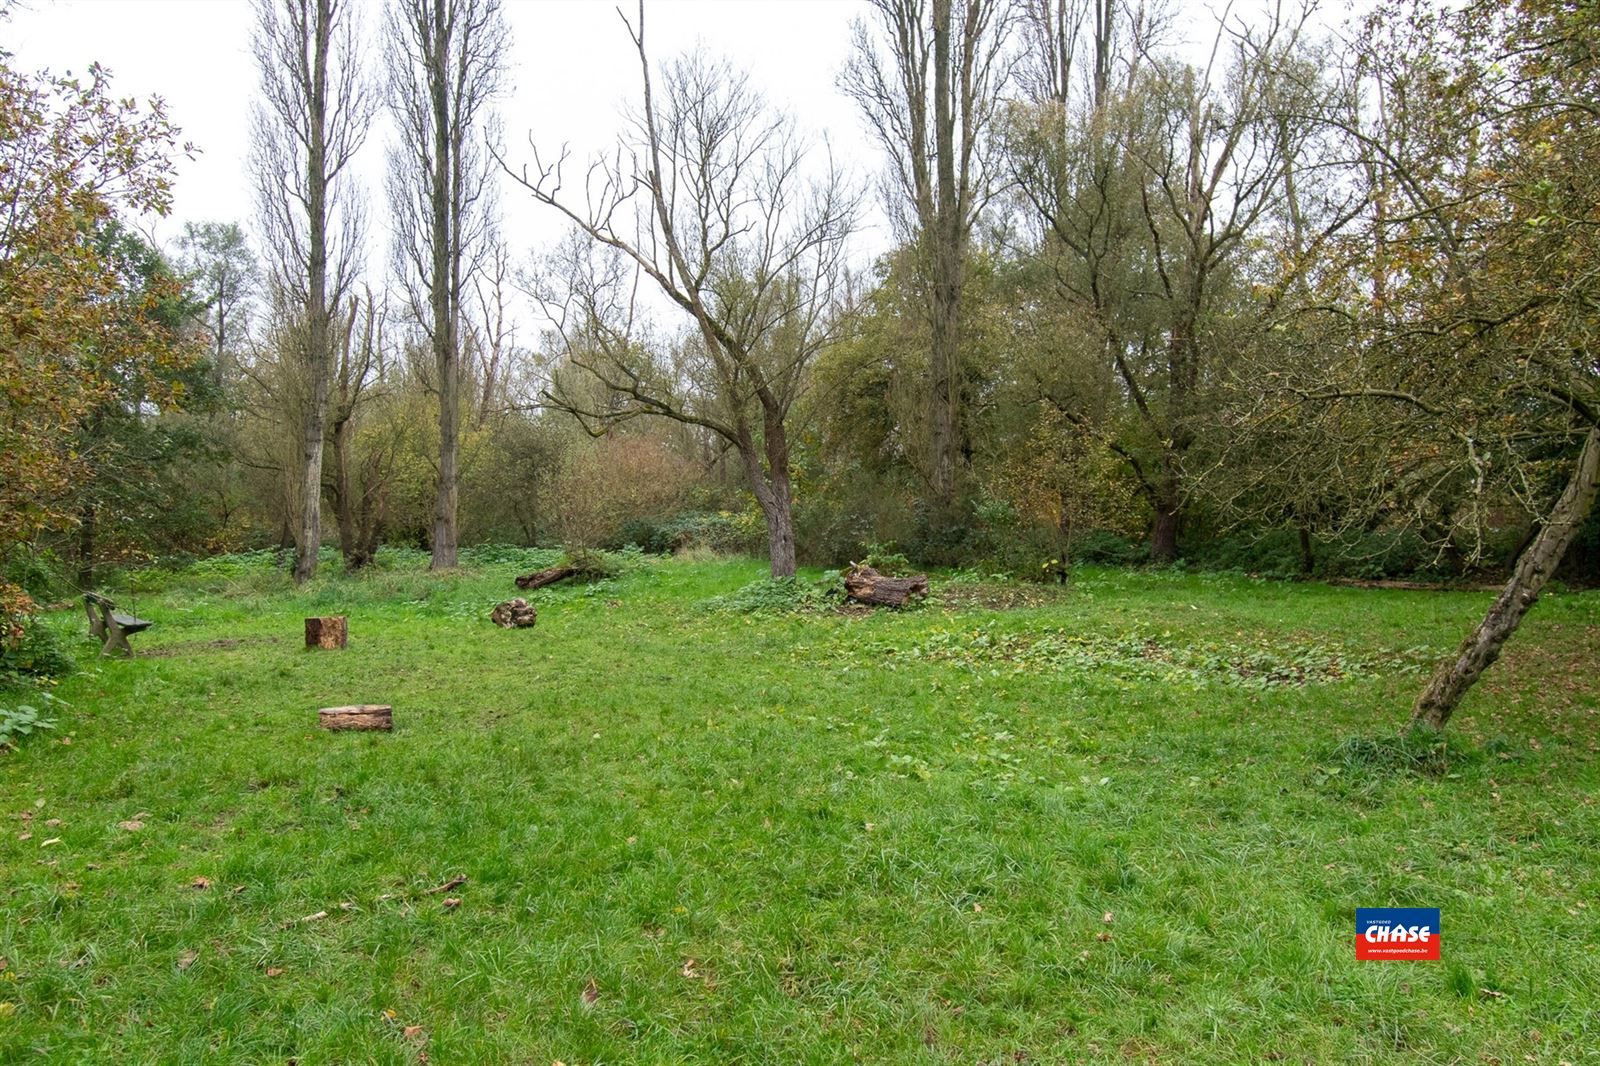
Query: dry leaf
681 958 701 979
581 978 599 1007
265 967 284 977
1096 932 1113 942
40 837 60 847
442 897 461 909
117 820 144 832
1102 911 1115 924
17 833 30 842
191 877 211 890
403 1025 426 1041
381 1008 398 1021
972 902 983 913
177 949 199 970
44 818 61 828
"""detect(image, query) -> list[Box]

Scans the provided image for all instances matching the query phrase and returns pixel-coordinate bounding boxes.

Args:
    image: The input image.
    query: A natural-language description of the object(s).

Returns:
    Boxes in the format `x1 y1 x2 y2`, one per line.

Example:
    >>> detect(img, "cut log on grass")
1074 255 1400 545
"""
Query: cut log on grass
490 598 537 628
305 616 348 649
514 564 581 591
843 565 929 608
318 704 392 731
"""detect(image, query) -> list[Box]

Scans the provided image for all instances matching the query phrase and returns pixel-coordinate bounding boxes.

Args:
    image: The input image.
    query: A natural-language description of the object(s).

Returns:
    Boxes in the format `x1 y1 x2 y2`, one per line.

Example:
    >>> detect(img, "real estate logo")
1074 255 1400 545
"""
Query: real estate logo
1356 907 1440 961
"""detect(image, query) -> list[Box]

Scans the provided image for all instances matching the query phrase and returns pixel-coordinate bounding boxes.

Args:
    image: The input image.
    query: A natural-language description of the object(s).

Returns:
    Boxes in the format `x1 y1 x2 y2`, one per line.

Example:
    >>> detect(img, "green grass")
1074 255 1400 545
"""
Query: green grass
2 553 1598 1063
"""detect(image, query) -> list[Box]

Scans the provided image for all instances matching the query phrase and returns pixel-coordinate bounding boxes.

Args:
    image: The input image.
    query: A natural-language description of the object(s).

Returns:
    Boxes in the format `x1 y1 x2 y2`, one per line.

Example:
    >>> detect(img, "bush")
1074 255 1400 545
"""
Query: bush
704 573 844 613
0 614 75 684
613 510 765 557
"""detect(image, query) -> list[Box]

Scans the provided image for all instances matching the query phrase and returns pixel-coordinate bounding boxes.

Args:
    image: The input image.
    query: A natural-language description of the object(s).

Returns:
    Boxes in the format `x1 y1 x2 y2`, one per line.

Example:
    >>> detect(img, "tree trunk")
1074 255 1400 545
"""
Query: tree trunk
762 485 798 579
1150 500 1179 565
928 0 962 511
294 0 334 587
427 0 460 572
1298 525 1315 575
76 499 96 589
1412 426 1600 731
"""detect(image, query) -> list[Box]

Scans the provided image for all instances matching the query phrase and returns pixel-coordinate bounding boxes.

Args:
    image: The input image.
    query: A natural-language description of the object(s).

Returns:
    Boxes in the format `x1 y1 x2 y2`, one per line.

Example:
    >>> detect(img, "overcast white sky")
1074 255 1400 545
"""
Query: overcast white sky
6 0 1355 303
6 0 881 269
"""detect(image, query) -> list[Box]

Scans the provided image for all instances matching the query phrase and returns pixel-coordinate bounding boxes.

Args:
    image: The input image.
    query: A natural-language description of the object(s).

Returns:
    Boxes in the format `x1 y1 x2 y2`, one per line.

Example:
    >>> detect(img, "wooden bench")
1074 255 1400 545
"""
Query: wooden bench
83 593 154 657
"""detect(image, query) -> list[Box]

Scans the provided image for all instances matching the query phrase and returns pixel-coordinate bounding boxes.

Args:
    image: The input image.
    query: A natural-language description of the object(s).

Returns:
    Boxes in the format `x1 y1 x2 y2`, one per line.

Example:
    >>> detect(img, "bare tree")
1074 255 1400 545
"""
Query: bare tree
842 0 1012 513
251 0 373 584
385 0 507 570
502 9 857 578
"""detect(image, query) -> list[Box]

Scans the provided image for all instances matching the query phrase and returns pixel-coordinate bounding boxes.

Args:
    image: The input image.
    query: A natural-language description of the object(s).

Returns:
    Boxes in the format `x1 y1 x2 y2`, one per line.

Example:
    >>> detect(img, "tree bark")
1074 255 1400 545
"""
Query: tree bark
1412 425 1600 731
427 0 460 571
1150 500 1180 565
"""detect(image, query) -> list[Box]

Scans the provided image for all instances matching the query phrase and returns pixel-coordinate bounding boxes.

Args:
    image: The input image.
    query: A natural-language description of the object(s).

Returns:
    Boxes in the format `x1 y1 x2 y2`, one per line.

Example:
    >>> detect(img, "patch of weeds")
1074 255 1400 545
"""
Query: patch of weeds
0 691 65 750
1321 728 1465 781
705 573 845 613
837 625 1408 689
859 543 914 576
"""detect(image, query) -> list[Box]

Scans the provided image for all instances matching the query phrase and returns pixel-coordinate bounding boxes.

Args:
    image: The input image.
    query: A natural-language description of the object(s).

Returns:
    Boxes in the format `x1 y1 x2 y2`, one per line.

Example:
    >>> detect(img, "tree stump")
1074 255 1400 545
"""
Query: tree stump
490 598 537 628
843 565 929 608
318 704 392 731
305 616 348 649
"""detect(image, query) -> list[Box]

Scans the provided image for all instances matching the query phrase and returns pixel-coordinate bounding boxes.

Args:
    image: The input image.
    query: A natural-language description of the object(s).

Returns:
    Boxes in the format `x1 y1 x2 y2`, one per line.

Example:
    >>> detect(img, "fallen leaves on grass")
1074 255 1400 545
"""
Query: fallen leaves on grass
681 958 701 979
442 897 461 910
265 966 284 977
177 949 198 970
117 820 144 832
190 877 211 890
581 978 600 1007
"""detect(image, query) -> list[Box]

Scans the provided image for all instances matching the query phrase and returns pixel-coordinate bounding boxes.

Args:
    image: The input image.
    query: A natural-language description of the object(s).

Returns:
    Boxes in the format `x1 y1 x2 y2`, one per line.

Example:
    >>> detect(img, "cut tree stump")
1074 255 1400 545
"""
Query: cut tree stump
514 564 580 591
305 616 348 649
318 704 392 731
843 565 929 608
490 598 537 628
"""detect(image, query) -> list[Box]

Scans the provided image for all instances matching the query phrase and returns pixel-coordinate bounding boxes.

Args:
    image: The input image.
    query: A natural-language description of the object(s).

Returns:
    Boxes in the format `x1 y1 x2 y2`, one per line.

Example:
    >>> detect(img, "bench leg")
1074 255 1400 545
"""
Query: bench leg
86 602 105 640
102 621 132 658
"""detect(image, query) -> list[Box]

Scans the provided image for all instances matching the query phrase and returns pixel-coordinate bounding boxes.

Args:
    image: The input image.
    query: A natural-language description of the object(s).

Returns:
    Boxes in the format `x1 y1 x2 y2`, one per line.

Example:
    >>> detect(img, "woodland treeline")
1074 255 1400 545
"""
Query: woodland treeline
3 0 1598 728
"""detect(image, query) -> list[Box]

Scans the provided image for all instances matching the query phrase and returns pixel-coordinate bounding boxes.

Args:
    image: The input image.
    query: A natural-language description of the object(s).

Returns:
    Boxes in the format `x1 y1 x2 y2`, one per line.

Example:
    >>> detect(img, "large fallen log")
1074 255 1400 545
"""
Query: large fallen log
844 565 929 608
515 564 581 590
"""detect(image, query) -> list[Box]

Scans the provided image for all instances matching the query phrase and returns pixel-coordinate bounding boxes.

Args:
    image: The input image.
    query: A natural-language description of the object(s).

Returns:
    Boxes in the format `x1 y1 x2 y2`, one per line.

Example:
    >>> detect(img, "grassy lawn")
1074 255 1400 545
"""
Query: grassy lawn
2 551 1598 1063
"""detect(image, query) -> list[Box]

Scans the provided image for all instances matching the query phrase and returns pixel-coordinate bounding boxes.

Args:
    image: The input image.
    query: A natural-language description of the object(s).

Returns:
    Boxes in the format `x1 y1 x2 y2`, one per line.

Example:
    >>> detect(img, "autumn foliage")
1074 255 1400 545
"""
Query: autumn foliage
0 51 192 566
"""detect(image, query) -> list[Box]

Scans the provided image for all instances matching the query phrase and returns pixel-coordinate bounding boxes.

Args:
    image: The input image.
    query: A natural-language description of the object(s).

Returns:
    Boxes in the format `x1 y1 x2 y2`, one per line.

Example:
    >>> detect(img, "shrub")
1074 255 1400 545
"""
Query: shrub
704 573 844 613
0 693 65 750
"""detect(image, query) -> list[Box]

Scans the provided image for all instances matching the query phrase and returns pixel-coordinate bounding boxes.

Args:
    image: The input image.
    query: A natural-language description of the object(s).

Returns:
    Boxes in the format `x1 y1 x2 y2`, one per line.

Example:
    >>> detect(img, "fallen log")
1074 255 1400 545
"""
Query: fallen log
514 564 581 590
844 565 929 608
319 704 393 731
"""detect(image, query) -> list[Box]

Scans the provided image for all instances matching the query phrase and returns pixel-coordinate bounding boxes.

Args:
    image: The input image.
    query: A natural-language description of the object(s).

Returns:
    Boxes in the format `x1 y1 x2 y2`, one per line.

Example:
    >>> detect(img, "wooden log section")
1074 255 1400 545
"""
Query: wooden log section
843 565 929 608
305 615 348 649
515 564 581 591
490 598 537 628
318 704 392 731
